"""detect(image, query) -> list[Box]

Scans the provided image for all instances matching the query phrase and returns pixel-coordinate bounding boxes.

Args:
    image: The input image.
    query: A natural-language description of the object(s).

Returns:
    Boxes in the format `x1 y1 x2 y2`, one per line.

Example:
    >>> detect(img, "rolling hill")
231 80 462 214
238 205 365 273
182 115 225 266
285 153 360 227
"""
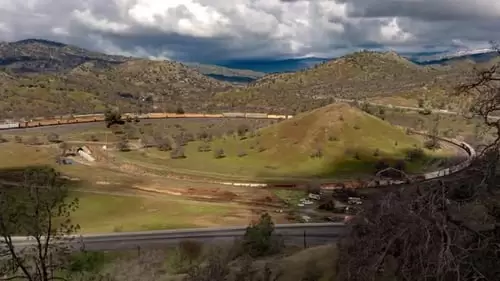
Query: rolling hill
126 103 457 180
214 50 466 113
0 39 262 83
0 56 234 119
0 40 495 119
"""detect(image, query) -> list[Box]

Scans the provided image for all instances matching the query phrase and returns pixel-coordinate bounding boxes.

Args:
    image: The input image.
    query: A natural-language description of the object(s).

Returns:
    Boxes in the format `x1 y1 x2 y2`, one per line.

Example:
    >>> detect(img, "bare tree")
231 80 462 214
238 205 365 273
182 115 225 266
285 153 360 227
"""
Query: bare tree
456 46 500 191
337 179 499 281
0 167 80 281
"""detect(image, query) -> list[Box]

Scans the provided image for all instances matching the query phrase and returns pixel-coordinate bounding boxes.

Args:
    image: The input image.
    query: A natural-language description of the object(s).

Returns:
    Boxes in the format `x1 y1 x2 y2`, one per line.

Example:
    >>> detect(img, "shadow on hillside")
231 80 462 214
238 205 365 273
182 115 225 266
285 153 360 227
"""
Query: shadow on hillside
256 146 468 186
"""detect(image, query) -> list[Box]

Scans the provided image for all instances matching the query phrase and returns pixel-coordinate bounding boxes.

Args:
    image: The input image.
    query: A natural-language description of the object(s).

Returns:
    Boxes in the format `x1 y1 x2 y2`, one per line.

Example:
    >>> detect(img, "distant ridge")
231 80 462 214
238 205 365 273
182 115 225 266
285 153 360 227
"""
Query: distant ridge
0 38 264 83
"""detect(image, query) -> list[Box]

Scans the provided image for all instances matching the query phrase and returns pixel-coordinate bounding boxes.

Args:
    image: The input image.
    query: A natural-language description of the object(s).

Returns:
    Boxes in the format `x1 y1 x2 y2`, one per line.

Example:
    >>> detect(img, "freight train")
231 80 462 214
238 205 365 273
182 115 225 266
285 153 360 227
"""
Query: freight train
0 112 293 130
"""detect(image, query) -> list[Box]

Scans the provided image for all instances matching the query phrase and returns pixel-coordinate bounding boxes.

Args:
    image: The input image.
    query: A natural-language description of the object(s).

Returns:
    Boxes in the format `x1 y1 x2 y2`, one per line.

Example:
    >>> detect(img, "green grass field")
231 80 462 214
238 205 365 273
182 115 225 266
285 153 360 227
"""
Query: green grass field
118 104 458 180
0 143 262 233
70 191 245 233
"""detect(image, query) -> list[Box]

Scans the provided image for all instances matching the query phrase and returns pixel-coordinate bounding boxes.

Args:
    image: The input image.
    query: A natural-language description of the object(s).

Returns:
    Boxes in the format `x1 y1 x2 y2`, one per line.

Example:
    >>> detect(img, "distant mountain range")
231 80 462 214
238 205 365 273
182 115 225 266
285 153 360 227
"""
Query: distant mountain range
1 38 498 85
213 50 499 75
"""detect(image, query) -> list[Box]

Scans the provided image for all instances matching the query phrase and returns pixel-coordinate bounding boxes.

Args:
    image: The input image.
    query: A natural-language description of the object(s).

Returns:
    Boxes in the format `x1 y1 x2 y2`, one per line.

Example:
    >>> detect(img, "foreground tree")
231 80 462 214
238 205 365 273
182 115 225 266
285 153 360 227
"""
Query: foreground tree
457 48 500 191
0 167 80 281
338 48 500 281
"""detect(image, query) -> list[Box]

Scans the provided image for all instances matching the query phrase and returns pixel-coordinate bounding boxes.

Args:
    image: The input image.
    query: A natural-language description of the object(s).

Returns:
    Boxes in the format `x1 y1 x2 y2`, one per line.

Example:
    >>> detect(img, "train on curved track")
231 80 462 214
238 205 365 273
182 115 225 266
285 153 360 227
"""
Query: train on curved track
0 111 476 188
0 112 292 130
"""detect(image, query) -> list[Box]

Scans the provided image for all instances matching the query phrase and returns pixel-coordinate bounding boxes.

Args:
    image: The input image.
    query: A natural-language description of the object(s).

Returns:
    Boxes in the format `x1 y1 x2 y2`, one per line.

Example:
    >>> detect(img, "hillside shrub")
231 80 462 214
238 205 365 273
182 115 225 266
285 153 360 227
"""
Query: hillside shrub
214 148 225 159
310 148 323 158
406 147 425 162
237 124 250 137
176 106 185 114
170 147 186 159
197 144 211 152
14 136 22 143
47 132 60 143
26 136 42 145
86 134 99 142
157 138 172 151
117 137 129 152
237 150 247 157
424 137 441 150
104 109 122 128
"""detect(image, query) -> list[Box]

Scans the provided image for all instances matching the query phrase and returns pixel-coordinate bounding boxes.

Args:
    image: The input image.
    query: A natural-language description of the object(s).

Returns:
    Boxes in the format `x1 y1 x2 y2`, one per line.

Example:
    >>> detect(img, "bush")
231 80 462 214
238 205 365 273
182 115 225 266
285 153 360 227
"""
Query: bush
178 240 203 265
237 124 250 137
197 143 211 152
86 134 99 142
141 135 156 148
0 134 7 143
328 135 338 141
157 138 172 151
176 106 185 114
197 131 210 140
375 160 390 172
419 108 432 115
406 147 425 161
26 136 42 145
46 132 60 143
424 137 441 150
104 109 122 128
242 213 283 258
310 148 323 158
170 147 186 159
14 135 22 143
109 124 124 135
123 123 139 139
214 148 225 159
68 251 107 273
237 150 247 157
117 137 129 152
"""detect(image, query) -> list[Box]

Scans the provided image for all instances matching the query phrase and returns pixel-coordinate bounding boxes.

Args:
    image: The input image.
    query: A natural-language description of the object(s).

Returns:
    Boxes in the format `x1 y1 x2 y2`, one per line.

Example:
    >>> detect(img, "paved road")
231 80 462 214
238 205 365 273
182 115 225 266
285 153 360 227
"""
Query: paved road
8 223 347 251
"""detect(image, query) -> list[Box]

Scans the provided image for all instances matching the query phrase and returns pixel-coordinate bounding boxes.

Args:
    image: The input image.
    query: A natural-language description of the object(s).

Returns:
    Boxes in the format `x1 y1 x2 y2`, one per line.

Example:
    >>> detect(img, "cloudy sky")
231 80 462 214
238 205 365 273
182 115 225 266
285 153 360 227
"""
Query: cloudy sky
0 0 499 63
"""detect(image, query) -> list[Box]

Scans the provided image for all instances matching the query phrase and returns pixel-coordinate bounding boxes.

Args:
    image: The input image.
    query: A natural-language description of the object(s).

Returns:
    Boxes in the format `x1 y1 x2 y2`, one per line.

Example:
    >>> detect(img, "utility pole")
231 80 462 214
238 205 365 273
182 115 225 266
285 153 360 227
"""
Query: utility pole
163 95 167 131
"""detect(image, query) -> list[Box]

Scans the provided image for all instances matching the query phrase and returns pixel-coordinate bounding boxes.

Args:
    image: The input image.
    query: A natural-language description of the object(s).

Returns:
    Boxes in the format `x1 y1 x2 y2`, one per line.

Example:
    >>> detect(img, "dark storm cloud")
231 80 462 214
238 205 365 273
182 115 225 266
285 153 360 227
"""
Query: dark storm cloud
0 0 499 62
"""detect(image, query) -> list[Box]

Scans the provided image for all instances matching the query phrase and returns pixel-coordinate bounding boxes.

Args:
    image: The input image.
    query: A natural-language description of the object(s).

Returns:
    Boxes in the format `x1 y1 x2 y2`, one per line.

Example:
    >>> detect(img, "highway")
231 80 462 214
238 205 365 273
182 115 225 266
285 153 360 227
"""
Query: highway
8 223 348 251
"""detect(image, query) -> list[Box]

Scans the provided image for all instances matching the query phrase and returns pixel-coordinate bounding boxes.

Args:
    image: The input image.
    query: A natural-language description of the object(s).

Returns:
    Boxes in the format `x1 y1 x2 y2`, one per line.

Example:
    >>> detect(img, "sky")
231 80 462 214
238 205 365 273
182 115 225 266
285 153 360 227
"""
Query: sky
0 0 499 63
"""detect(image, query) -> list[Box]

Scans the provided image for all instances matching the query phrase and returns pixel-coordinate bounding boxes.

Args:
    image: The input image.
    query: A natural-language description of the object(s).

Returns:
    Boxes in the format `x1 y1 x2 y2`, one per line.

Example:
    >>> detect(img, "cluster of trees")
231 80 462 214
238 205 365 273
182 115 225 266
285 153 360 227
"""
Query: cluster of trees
110 119 262 160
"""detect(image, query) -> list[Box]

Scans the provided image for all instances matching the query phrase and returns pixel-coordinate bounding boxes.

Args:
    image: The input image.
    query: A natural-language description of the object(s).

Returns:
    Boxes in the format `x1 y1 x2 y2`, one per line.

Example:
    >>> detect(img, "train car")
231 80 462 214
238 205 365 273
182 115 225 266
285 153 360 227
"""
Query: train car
267 114 287 119
148 113 168 119
184 113 205 118
166 113 185 118
222 112 245 118
0 122 20 130
203 114 224 118
244 113 268 119
286 115 294 119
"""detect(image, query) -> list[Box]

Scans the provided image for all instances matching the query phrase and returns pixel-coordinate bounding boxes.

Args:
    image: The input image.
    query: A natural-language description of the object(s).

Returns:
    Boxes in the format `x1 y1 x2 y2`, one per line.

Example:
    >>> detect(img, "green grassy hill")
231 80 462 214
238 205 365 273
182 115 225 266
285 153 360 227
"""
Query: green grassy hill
121 103 456 180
